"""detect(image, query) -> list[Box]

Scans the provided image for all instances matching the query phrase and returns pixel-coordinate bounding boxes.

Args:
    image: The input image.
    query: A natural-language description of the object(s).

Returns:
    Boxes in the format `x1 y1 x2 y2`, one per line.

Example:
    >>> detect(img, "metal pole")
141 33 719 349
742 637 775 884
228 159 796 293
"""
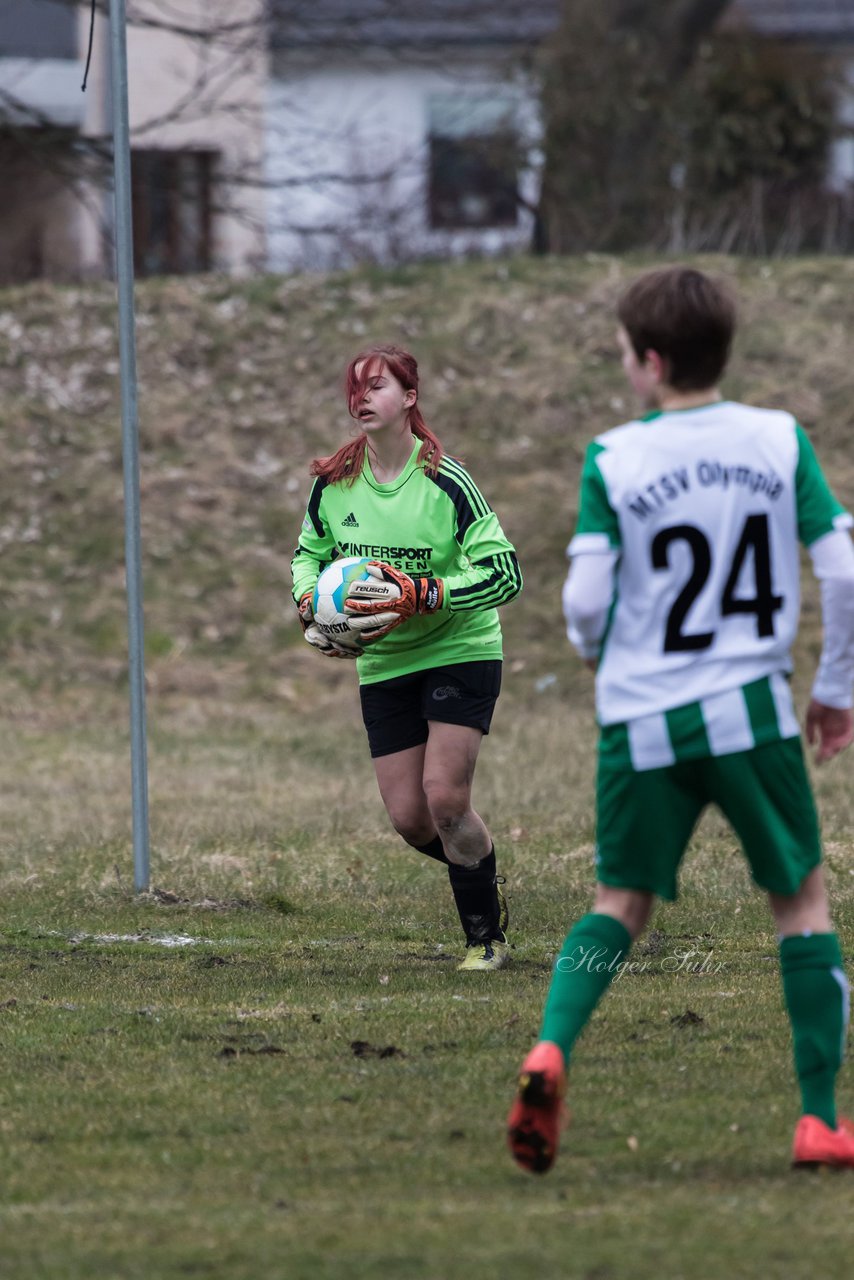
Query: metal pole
108 0 151 891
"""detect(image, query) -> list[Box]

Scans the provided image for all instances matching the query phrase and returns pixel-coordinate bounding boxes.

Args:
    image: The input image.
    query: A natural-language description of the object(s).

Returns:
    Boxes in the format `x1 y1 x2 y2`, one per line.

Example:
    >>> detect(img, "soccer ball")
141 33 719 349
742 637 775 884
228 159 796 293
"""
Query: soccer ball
312 557 374 650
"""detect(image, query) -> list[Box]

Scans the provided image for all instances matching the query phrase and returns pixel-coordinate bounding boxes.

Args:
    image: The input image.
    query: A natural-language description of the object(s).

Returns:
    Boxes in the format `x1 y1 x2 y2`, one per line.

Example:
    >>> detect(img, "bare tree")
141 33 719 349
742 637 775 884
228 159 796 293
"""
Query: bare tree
535 0 732 253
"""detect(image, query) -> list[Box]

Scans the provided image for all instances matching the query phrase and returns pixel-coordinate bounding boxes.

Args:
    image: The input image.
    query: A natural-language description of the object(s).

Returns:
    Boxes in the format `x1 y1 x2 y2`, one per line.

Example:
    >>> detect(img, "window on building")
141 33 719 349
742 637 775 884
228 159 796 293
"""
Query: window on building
427 95 520 230
0 1 77 59
131 150 214 276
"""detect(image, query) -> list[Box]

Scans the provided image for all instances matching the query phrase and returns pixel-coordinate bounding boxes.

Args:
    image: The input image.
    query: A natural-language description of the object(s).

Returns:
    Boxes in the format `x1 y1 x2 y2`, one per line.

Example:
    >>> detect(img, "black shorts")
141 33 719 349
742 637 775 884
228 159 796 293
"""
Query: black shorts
359 661 502 759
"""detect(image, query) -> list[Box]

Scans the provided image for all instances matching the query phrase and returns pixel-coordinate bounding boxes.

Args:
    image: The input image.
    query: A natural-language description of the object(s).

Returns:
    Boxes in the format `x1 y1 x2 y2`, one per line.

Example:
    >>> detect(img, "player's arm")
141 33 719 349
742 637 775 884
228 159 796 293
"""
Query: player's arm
805 529 854 762
290 479 336 607
344 464 522 628
443 509 522 613
795 426 854 761
343 514 520 633
562 441 622 666
290 480 357 658
562 549 619 665
438 461 522 611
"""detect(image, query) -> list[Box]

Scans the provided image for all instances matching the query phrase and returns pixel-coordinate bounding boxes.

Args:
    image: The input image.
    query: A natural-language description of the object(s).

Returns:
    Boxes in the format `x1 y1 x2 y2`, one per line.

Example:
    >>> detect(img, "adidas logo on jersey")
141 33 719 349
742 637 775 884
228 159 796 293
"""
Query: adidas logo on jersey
342 512 359 527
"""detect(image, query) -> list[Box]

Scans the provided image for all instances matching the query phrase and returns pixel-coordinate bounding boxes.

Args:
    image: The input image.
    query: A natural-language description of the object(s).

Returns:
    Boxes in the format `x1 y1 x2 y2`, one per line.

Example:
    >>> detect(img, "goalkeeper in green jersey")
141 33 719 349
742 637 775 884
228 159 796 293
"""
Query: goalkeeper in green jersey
508 266 854 1172
291 345 522 971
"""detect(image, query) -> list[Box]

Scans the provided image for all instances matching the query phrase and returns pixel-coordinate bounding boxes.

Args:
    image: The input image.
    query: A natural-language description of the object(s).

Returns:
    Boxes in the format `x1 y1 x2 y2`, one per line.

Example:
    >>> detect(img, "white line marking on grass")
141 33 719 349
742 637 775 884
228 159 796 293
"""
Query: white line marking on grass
38 930 240 948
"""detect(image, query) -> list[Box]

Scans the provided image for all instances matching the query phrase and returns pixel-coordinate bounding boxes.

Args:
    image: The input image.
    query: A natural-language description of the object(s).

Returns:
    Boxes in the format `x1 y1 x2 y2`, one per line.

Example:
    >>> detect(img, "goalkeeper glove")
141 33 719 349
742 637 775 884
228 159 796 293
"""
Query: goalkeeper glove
297 591 315 634
304 626 359 660
344 562 444 640
296 590 359 660
346 608 407 644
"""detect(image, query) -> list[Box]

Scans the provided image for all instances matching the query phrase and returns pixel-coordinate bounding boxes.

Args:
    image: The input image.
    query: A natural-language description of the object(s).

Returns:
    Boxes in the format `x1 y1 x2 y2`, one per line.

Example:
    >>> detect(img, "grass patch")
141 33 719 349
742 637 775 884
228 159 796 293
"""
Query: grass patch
0 686 850 1279
0 257 852 1274
1 256 852 689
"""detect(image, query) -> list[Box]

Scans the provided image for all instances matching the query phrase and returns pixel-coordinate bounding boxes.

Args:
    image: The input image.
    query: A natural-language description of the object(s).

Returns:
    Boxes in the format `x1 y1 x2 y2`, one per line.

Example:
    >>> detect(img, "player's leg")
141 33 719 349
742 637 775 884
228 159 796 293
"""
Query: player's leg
419 662 508 969
372 742 436 848
507 882 655 1174
422 720 490 866
368 726 507 962
366 718 499 961
770 867 846 1130
539 882 654 1055
370 742 508 970
422 719 509 970
710 740 852 1167
419 661 502 869
508 755 704 1174
537 758 700 1063
360 672 449 860
769 863 831 934
360 665 507 966
771 869 852 1166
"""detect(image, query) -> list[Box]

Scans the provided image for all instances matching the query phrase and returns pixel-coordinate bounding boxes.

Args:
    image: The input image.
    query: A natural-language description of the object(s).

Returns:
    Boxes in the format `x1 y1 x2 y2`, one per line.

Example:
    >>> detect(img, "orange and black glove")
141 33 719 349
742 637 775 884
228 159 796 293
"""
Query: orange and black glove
344 561 444 641
296 591 315 635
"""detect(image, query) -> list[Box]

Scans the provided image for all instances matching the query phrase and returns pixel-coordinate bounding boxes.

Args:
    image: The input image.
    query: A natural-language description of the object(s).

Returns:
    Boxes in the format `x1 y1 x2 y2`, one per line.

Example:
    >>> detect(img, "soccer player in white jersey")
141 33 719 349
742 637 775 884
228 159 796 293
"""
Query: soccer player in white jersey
507 266 854 1173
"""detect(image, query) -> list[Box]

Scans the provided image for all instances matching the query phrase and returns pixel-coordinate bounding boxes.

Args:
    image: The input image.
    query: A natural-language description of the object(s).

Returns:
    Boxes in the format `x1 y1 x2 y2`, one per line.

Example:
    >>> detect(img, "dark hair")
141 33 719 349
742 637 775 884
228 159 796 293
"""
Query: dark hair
310 345 443 486
617 267 737 391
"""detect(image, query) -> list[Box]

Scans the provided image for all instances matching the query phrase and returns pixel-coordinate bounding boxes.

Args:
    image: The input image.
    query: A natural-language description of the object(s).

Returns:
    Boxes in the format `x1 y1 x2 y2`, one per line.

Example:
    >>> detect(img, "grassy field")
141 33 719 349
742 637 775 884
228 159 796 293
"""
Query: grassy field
0 686 852 1279
0 257 853 1277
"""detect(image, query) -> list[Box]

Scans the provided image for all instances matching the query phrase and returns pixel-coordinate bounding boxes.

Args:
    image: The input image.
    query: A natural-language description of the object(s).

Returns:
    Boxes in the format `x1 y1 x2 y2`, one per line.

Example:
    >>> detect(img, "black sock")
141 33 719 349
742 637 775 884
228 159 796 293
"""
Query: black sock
447 846 501 945
413 836 450 865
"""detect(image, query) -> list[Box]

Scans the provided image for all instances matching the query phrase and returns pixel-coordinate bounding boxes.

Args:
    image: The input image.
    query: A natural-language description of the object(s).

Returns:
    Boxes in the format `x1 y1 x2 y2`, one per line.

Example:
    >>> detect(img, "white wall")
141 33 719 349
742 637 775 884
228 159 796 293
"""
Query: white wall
77 0 267 276
266 52 541 272
828 55 854 191
0 58 85 127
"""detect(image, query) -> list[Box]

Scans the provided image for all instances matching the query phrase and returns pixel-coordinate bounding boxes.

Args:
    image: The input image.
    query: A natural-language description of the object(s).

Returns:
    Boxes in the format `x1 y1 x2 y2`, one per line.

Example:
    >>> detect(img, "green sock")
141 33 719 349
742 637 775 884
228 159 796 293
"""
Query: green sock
780 933 849 1130
540 913 633 1064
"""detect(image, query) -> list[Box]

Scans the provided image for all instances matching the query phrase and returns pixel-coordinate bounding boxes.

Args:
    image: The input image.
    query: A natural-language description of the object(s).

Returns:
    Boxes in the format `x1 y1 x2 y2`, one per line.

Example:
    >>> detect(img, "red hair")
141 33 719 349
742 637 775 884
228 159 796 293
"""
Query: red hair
310 344 444 486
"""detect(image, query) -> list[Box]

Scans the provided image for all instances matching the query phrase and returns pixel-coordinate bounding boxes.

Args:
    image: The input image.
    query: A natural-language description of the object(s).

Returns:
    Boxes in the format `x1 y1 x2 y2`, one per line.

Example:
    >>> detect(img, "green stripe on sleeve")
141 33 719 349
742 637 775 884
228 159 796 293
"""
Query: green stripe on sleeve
795 424 851 546
574 442 621 549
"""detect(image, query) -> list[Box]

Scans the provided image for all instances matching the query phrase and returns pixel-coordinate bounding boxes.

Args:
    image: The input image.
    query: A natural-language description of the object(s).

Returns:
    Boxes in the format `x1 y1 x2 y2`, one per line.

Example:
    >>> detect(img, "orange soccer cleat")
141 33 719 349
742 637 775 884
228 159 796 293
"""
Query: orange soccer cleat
792 1114 854 1169
507 1041 567 1175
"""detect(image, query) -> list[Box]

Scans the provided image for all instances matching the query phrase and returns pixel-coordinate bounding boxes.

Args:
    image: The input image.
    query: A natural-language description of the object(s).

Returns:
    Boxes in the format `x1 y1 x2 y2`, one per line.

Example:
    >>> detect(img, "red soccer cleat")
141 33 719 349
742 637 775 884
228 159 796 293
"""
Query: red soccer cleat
507 1041 567 1174
792 1114 854 1169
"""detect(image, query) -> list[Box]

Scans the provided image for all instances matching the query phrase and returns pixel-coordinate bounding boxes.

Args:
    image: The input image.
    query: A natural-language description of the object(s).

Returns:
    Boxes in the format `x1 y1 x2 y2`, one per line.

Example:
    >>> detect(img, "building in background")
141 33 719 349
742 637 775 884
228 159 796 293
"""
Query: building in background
2 1 854 280
267 0 854 271
266 1 554 272
0 0 267 282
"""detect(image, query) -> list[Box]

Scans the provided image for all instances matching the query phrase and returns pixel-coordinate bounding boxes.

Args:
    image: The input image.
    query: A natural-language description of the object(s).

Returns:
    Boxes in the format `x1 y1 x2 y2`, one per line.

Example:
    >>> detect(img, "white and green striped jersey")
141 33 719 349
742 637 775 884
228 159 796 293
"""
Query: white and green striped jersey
598 672 801 771
291 439 522 684
569 402 852 747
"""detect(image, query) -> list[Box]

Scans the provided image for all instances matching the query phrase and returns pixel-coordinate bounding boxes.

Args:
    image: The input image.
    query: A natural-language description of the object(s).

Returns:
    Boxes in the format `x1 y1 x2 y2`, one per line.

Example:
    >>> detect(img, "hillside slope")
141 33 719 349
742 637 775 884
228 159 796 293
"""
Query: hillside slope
1 256 851 704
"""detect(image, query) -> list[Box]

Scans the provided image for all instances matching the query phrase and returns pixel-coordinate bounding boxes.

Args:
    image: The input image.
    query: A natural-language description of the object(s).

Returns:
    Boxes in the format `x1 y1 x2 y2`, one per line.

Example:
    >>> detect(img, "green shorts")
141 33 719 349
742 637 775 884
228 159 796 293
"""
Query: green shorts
595 736 821 901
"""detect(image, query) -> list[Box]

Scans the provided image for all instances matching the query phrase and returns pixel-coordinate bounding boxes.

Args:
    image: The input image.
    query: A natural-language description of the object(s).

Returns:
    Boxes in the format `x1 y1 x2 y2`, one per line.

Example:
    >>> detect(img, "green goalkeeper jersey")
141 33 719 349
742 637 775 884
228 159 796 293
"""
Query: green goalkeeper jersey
291 439 522 684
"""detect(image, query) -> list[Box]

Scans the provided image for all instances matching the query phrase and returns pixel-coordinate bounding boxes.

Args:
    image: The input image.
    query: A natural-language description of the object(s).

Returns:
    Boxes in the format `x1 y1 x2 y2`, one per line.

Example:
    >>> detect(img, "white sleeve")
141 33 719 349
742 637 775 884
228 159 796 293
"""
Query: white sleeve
562 548 619 660
809 529 854 709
